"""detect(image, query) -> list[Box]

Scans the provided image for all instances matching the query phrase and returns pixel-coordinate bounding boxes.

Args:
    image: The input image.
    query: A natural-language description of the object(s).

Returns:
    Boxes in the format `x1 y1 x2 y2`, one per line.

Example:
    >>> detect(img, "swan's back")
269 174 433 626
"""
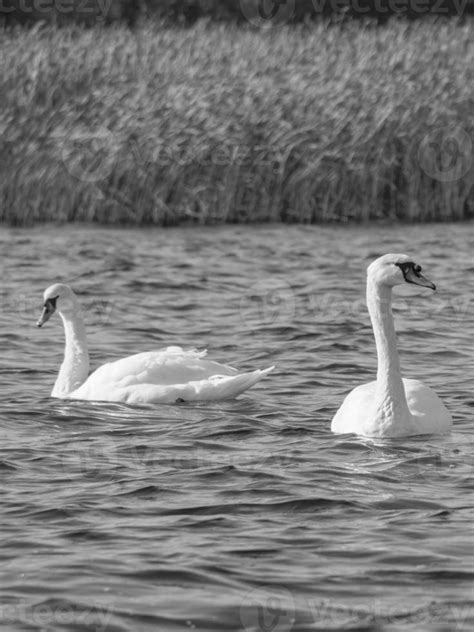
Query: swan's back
69 346 272 404
80 347 237 389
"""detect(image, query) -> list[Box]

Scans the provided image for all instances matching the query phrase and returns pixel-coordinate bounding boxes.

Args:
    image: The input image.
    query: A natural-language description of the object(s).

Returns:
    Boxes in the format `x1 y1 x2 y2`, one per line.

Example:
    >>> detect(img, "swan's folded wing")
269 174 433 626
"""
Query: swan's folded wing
82 346 239 391
90 367 274 405
331 381 378 435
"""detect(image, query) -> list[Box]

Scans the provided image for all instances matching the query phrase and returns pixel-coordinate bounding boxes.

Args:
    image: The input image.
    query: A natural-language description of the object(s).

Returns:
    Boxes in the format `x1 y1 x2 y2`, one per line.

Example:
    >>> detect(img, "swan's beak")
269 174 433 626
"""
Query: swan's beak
37 299 57 327
404 268 436 291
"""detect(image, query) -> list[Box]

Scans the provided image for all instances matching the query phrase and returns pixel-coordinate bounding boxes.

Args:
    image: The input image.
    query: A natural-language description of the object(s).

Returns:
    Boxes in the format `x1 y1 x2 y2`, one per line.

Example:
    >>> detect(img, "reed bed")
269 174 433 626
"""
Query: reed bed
1 19 473 225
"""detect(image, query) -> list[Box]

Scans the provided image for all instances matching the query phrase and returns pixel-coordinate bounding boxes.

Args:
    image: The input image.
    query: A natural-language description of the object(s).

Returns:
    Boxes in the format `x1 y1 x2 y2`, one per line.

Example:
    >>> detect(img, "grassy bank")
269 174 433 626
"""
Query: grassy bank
1 19 473 225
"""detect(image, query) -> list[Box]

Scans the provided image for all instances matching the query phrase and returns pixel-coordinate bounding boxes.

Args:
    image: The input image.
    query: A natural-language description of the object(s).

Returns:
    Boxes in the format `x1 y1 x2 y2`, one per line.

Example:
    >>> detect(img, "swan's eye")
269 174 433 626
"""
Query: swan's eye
395 261 419 278
395 262 413 273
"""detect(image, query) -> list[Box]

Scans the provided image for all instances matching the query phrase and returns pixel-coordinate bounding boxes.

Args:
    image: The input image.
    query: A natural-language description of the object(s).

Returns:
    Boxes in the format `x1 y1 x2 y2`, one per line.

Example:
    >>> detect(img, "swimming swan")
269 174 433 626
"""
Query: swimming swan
331 254 452 438
37 284 274 404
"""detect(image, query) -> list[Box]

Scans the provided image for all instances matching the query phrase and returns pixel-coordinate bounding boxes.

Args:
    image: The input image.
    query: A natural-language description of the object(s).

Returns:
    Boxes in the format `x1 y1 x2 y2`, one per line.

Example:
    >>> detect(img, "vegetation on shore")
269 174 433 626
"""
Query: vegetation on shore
1 18 473 225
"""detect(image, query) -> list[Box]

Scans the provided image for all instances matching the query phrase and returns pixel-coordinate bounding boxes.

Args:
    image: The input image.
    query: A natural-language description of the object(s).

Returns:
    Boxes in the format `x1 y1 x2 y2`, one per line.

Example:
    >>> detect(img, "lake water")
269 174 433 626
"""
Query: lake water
1 223 473 632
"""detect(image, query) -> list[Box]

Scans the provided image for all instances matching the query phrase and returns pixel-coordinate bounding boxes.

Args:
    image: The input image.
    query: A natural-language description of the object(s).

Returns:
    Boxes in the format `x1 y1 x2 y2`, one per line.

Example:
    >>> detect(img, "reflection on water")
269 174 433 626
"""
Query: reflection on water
1 224 473 631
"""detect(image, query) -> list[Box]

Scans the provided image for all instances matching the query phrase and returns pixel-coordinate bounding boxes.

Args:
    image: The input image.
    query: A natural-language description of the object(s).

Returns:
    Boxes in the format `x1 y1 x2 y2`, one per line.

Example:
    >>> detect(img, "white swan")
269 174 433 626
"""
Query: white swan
331 254 452 438
37 284 274 405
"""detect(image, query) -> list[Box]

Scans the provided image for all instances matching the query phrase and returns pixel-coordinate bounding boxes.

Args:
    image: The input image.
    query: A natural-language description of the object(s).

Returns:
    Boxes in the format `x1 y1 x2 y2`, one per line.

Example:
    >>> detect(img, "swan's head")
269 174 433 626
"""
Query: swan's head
37 283 78 327
368 254 436 290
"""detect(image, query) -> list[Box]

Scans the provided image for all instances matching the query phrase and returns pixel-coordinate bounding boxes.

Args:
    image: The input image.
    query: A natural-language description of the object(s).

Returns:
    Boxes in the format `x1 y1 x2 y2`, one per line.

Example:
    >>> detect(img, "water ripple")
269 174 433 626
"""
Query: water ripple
1 224 473 632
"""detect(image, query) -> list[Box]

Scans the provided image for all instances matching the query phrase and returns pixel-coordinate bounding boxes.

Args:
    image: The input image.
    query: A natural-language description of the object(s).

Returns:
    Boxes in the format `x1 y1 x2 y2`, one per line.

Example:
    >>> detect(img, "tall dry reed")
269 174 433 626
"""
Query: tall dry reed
1 19 472 225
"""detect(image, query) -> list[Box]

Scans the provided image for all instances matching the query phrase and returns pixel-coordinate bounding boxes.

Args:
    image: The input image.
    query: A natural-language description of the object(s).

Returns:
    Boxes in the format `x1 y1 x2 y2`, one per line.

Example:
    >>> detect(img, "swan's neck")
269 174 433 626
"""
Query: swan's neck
367 280 410 423
52 310 89 397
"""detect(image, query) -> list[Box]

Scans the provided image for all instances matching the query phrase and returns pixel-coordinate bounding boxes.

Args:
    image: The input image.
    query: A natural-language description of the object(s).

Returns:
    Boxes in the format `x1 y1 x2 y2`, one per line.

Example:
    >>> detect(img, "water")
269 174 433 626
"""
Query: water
1 223 473 632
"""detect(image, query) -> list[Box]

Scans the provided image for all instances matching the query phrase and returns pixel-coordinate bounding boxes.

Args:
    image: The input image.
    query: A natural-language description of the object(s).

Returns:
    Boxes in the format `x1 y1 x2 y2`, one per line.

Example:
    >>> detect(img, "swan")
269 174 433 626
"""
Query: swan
331 254 452 438
37 284 274 405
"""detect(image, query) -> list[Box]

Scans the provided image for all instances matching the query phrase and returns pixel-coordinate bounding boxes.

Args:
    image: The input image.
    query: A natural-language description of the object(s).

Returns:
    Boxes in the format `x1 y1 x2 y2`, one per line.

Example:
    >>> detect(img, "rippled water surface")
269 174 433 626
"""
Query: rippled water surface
1 224 473 632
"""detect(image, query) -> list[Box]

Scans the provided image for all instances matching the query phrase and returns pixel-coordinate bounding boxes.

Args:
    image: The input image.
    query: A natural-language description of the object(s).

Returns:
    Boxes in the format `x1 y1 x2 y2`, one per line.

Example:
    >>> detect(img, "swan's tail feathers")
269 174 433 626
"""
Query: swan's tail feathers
195 366 275 401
